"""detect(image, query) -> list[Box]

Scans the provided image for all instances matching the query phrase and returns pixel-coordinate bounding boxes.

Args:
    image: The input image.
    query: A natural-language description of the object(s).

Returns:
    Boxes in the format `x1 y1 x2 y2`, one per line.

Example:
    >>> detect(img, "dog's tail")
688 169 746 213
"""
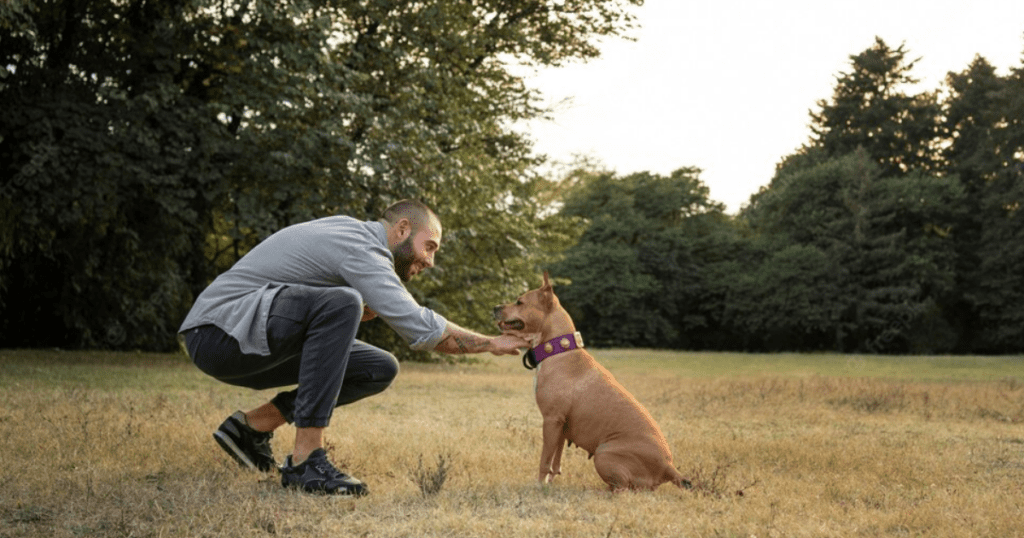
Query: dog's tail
669 467 692 490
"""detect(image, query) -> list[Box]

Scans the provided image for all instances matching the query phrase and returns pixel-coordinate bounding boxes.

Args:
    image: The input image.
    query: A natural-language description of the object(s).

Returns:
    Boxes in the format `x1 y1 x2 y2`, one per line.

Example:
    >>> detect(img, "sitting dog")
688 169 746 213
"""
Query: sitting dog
494 272 690 491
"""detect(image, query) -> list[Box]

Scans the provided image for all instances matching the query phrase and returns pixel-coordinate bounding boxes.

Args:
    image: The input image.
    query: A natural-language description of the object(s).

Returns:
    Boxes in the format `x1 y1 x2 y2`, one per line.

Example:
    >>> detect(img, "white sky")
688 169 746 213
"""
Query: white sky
517 0 1024 214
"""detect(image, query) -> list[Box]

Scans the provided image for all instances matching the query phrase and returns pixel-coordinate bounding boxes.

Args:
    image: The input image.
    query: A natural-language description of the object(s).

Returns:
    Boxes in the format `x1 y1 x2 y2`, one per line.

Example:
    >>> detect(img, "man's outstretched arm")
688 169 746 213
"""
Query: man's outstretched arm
433 322 528 356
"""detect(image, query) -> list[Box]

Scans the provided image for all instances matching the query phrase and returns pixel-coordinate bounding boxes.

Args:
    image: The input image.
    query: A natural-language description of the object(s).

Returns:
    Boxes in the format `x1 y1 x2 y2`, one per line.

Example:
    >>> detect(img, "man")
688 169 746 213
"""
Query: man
179 200 527 496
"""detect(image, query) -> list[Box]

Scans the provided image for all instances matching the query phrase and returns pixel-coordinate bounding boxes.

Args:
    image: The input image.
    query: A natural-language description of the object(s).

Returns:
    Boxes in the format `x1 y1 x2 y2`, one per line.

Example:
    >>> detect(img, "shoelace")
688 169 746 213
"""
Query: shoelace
250 431 273 455
311 458 346 481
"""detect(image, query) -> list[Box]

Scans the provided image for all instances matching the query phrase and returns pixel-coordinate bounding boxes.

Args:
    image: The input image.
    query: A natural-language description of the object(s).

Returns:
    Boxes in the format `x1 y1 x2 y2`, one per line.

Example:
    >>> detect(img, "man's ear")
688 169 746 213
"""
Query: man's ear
396 218 412 240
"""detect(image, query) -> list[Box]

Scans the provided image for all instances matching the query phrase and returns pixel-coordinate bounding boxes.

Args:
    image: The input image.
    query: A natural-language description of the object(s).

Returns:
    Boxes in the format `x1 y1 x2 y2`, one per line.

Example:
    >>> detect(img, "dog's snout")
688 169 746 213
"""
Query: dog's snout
493 305 504 319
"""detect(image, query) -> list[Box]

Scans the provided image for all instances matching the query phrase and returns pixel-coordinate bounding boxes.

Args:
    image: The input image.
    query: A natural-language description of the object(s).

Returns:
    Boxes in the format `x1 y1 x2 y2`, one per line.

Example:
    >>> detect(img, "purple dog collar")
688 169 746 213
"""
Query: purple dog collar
532 331 585 364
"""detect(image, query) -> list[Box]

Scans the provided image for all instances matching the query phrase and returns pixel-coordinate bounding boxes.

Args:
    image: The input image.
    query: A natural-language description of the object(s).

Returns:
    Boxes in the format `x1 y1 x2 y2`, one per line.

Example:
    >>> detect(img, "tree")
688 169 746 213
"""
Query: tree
938 56 1009 345
962 55 1024 351
969 165 1024 351
789 37 942 179
551 167 727 348
942 56 1010 194
742 150 964 353
1 0 220 348
746 37 979 353
715 243 838 351
0 0 640 353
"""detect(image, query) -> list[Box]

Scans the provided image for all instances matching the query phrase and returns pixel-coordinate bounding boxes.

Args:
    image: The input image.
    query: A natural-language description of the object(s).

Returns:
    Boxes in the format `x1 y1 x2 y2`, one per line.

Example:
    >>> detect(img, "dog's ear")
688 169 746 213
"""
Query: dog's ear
540 271 555 310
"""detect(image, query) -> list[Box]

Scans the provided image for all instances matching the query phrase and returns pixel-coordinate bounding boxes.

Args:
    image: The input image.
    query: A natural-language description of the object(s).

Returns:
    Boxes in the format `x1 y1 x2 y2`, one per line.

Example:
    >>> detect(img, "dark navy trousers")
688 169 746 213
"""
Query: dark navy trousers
184 285 399 428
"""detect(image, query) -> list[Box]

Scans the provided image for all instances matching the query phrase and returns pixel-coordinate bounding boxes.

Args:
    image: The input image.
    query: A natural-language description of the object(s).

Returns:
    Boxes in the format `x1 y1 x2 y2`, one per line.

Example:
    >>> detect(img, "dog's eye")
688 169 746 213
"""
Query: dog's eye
515 299 523 306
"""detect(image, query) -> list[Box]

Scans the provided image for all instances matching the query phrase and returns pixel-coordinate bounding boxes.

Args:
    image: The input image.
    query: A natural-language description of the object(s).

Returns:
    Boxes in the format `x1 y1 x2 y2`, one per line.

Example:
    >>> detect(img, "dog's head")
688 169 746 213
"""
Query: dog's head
493 271 558 345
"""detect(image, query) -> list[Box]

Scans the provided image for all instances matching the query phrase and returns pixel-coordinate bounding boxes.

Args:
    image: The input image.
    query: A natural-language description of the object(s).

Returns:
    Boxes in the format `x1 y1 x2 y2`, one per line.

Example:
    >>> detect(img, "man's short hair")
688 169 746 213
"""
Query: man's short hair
381 199 439 231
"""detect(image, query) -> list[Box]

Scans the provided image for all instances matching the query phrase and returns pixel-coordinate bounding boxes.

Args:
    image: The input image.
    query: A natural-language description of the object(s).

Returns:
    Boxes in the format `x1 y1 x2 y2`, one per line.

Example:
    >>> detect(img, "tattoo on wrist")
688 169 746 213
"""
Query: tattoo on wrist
442 332 487 354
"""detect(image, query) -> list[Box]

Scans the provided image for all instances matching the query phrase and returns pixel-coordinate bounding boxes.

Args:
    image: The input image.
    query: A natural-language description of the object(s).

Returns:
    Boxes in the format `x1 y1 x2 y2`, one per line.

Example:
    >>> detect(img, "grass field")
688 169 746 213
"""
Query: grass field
1 348 1022 537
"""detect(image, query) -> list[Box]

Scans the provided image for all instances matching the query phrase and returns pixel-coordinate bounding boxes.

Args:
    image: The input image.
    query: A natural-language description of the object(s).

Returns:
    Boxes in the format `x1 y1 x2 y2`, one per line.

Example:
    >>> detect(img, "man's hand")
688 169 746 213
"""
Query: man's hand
434 323 530 355
361 306 378 322
488 333 530 356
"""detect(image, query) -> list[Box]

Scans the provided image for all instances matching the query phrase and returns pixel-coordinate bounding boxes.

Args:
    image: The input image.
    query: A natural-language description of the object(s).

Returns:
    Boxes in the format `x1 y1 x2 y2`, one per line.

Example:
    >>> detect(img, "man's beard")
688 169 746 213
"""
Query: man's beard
393 236 416 282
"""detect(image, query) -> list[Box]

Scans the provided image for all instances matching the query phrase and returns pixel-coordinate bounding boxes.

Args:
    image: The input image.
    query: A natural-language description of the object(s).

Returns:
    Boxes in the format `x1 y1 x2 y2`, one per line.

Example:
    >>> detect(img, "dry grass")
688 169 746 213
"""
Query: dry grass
1 348 1022 537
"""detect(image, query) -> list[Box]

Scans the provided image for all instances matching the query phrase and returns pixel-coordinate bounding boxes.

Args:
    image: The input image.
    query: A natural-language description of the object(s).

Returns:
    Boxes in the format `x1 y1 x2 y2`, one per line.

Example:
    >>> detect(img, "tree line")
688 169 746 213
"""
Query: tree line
556 38 1024 354
1 0 633 356
1 2 1021 356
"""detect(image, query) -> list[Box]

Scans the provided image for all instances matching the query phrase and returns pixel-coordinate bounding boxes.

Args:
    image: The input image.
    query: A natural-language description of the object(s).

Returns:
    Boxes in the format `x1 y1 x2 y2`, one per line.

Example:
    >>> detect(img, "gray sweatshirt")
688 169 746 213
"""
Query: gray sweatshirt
178 216 448 355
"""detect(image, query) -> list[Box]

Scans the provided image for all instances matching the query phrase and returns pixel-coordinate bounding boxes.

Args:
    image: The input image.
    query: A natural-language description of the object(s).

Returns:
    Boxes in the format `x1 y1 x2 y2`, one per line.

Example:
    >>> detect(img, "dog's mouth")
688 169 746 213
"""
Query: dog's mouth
498 319 525 332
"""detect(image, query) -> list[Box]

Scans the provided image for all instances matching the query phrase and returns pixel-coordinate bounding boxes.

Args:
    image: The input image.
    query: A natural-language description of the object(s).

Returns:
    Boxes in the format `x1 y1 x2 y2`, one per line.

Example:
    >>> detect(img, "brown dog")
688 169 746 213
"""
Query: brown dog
494 272 690 491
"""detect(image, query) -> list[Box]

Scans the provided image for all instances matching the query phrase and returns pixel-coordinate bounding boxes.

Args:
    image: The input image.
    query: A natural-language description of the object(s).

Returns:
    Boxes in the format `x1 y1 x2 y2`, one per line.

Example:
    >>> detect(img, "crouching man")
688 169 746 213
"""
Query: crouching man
180 200 527 496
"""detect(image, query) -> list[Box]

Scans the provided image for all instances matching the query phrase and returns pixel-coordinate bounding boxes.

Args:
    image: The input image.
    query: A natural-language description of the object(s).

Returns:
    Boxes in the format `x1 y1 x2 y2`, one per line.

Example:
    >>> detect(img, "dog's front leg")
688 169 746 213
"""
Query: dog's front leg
538 415 566 483
550 435 566 478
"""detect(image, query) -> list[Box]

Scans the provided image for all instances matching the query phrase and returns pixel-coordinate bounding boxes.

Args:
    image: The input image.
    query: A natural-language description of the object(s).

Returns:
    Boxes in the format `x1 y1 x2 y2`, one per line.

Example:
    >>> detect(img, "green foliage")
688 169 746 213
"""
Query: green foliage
551 167 728 347
0 0 220 349
805 37 942 177
943 56 1024 351
942 56 1010 194
546 36 1021 354
734 37 1024 354
968 165 1024 351
0 0 639 354
717 243 838 351
3 4 1022 356
743 150 965 352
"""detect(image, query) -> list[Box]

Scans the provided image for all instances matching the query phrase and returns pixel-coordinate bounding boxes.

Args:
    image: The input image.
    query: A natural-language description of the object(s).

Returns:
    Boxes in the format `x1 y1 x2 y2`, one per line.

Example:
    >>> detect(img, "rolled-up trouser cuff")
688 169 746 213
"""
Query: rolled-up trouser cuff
270 391 298 425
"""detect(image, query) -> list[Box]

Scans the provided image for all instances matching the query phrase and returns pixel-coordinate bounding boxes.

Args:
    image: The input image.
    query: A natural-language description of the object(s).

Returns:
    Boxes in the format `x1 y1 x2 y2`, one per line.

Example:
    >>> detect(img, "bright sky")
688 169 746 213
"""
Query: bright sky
517 0 1024 214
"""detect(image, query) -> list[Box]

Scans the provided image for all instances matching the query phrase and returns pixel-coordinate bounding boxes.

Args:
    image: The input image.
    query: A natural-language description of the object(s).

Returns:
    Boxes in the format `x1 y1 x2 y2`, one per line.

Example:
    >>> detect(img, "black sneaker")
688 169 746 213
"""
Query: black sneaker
213 411 276 472
280 448 369 497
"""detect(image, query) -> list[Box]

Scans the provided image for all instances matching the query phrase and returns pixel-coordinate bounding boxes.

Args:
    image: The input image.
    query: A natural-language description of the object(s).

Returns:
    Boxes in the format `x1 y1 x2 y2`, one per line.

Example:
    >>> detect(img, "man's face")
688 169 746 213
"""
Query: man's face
393 217 442 282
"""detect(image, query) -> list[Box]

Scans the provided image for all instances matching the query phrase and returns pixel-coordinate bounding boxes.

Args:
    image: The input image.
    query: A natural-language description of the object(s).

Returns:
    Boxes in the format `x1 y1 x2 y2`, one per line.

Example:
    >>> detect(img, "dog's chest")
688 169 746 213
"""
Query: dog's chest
533 360 600 404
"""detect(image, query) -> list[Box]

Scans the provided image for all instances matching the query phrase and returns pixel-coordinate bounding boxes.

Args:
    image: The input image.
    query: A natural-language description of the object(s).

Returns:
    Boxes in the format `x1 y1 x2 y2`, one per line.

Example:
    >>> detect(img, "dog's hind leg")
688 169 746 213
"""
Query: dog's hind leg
592 450 635 491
